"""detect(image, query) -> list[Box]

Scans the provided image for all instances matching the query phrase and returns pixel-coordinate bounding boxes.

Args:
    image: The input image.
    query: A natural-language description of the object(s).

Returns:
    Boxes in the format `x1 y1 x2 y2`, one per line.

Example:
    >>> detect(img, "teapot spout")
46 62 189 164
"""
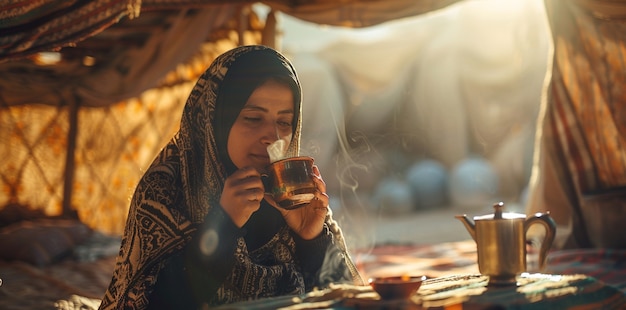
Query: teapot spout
455 214 477 241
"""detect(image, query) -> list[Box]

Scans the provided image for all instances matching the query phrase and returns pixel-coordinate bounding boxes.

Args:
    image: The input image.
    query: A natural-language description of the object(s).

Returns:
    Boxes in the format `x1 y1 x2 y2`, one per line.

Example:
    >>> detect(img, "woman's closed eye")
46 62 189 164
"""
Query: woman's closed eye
242 116 291 129
243 116 262 123
277 120 292 128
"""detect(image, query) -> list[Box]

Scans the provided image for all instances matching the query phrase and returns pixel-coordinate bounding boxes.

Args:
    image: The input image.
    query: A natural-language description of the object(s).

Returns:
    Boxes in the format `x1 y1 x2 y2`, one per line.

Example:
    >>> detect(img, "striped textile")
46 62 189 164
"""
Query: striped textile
546 0 626 194
547 248 626 293
0 0 140 60
527 0 626 249
209 274 626 309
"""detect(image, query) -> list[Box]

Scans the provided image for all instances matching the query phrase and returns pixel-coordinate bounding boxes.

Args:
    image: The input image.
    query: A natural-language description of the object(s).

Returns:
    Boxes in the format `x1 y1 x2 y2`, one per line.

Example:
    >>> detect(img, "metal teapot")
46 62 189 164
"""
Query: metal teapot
456 202 556 285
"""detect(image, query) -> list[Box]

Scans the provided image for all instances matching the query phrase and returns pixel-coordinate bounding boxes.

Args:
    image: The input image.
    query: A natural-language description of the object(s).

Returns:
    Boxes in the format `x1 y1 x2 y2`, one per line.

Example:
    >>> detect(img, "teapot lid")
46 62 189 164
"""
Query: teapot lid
473 202 526 221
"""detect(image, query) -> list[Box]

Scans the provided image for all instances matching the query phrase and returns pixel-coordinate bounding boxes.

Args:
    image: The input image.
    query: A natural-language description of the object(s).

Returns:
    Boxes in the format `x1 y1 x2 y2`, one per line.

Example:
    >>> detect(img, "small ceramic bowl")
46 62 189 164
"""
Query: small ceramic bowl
368 275 427 300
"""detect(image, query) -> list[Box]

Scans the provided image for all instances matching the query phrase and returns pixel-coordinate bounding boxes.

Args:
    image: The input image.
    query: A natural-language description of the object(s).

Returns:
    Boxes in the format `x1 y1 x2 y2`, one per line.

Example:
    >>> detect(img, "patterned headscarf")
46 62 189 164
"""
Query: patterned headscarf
99 45 303 310
176 45 302 223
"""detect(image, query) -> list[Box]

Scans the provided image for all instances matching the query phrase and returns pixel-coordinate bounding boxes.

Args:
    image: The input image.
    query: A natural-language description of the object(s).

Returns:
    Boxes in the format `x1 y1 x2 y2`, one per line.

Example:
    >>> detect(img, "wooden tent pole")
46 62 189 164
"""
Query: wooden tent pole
238 5 250 46
62 92 79 218
261 9 277 49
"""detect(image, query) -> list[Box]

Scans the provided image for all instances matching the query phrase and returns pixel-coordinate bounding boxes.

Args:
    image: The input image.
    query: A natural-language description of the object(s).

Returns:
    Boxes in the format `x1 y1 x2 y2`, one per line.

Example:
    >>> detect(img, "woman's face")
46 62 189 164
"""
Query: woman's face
227 79 295 172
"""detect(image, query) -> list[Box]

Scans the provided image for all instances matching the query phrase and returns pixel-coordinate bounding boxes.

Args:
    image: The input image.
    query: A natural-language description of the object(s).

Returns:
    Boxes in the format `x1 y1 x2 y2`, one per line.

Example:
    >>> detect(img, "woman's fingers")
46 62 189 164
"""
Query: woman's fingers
244 187 263 202
220 166 265 227
228 167 264 203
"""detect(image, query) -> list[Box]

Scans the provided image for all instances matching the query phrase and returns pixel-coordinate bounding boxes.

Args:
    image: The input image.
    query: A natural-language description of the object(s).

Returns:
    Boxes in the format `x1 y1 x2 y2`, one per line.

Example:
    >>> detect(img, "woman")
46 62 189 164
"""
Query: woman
99 45 363 310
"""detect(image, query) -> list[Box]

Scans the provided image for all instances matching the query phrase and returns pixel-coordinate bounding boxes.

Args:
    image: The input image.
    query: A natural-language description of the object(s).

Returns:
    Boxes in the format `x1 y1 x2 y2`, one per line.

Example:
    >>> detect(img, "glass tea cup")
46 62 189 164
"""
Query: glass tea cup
262 156 316 210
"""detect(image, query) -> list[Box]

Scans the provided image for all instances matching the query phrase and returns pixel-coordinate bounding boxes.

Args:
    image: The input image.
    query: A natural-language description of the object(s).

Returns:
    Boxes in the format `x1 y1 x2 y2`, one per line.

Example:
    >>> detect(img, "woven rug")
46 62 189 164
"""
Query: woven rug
354 240 626 295
353 240 479 280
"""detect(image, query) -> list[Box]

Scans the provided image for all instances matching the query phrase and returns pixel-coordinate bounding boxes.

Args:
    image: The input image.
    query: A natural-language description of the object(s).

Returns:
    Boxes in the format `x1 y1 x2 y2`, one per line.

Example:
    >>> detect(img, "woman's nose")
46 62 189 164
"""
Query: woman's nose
261 124 280 145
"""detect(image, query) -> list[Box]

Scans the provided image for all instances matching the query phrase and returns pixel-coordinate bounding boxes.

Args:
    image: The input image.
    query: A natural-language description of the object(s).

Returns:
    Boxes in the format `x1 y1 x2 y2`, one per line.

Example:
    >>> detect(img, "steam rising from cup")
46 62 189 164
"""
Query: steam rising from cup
267 134 292 163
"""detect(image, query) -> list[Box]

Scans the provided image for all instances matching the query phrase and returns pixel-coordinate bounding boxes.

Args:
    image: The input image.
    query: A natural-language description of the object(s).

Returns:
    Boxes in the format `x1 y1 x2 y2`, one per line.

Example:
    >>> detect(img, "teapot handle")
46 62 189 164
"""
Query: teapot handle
524 212 557 271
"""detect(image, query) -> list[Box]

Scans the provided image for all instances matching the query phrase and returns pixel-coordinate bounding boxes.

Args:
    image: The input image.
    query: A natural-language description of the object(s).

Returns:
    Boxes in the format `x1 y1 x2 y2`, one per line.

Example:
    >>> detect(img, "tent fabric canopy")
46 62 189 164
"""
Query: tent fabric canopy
0 0 463 108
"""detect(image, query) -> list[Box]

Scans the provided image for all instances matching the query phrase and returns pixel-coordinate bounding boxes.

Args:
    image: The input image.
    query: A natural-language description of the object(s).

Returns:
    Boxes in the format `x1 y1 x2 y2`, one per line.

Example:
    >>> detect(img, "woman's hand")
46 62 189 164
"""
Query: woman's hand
266 165 329 240
220 166 265 228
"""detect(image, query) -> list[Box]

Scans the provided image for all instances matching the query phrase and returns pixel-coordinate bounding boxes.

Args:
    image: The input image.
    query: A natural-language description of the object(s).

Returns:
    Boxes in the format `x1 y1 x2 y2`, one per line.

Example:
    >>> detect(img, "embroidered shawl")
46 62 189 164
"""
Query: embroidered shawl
99 45 362 310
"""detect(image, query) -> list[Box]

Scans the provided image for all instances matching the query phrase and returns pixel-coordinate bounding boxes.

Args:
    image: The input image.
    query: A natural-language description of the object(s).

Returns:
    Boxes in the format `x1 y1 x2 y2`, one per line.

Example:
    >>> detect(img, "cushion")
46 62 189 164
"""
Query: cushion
0 202 46 228
0 218 93 267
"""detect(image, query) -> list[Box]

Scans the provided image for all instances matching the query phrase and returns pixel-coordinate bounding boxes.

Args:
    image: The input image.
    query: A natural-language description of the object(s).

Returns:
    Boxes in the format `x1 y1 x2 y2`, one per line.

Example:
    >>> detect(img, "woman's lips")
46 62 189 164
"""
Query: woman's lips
251 153 269 159
250 154 270 164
